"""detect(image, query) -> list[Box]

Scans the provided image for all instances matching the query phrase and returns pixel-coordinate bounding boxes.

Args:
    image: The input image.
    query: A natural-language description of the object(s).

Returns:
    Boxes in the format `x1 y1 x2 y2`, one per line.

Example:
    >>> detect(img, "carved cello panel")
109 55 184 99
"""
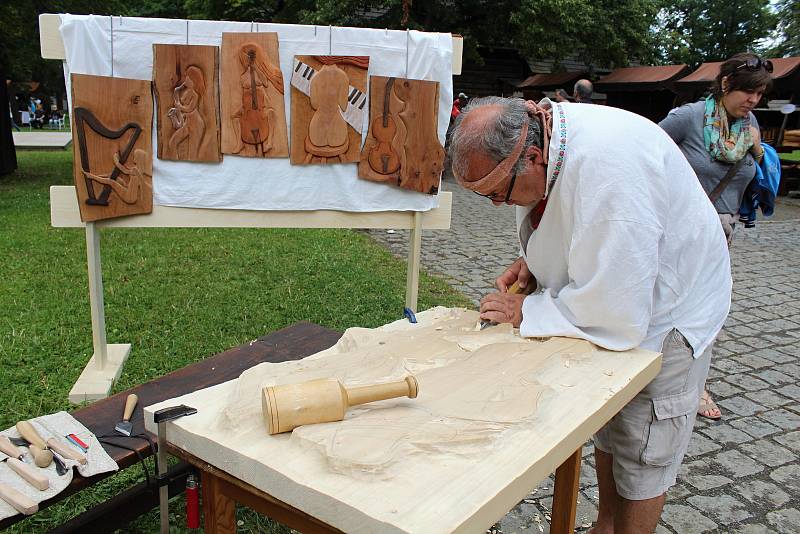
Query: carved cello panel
359 76 444 195
70 73 154 222
290 56 369 165
220 33 288 158
153 44 221 163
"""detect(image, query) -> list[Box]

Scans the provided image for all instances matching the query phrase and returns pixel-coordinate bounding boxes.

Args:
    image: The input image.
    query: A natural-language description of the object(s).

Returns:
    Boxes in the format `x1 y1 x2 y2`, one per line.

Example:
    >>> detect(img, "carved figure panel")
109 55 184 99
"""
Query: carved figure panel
70 74 154 222
290 56 369 165
359 76 444 195
220 33 288 158
153 44 221 162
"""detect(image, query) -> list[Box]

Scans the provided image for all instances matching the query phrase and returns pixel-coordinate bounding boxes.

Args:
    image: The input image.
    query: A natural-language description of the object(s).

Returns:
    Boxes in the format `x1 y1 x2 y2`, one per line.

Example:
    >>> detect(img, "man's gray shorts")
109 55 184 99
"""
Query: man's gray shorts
593 329 711 500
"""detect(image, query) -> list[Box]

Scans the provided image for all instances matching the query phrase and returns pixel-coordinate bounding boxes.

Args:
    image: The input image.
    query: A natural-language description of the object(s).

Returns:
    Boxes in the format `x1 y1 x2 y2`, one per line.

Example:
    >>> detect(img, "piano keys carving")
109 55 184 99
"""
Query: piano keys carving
290 56 369 165
220 33 288 158
359 76 444 195
70 74 154 222
153 44 222 162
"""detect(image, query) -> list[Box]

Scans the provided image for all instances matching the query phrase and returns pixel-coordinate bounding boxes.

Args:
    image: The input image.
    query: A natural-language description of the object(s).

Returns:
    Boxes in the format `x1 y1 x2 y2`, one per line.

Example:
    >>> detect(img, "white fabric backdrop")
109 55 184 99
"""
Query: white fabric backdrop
59 15 453 212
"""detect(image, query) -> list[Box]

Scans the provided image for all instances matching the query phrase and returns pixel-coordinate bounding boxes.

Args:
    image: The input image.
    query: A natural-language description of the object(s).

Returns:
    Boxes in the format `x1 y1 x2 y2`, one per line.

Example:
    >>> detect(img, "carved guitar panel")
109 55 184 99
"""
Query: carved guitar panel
70 74 154 222
290 55 369 165
153 44 221 163
220 33 289 158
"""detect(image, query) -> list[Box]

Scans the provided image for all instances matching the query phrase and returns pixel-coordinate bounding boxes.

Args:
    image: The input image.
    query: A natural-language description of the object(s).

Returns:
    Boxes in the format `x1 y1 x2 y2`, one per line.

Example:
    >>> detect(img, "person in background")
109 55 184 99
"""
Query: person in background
659 52 772 420
573 79 593 103
554 88 571 103
451 92 468 120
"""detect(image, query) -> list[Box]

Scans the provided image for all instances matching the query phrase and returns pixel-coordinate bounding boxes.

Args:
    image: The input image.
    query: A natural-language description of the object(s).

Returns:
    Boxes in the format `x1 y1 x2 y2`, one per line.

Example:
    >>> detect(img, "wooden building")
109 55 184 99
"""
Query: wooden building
595 64 690 123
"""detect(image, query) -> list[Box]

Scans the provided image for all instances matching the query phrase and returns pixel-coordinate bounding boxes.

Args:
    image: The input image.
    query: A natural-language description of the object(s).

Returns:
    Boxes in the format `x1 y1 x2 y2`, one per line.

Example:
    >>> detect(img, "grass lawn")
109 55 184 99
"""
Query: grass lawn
0 150 471 532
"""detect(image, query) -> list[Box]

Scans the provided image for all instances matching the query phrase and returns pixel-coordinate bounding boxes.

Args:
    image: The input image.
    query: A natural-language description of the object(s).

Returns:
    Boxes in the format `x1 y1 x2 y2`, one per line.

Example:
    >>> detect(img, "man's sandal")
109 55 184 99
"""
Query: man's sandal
698 390 722 420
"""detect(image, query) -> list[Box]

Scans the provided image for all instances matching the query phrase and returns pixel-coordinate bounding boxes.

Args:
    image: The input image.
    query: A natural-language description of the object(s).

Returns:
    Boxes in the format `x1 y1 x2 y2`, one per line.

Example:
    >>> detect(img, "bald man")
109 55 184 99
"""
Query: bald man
448 96 731 534
574 78 593 103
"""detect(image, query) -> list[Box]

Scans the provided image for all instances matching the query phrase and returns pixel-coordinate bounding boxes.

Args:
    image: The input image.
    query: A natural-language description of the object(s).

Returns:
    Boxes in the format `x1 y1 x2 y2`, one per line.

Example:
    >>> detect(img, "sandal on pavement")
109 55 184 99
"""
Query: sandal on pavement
698 390 722 420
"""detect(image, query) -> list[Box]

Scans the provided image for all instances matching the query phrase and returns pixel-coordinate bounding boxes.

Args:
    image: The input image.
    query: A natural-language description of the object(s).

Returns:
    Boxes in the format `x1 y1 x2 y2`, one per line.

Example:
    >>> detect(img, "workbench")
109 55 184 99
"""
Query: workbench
144 310 662 534
0 322 342 532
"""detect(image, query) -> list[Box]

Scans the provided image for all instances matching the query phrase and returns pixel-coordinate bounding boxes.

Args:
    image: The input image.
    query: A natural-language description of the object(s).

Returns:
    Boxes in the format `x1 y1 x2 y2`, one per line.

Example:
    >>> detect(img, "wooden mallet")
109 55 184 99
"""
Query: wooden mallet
262 376 419 435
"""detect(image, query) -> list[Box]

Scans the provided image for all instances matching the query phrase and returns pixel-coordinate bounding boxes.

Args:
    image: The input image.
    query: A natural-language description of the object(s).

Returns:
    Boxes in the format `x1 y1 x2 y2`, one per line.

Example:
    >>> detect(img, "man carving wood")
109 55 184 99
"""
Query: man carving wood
448 97 732 533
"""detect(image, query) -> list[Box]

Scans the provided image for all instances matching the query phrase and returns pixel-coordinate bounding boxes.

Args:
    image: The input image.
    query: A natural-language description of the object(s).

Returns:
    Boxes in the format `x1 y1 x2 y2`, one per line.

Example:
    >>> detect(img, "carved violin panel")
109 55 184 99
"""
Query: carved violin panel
359 76 444 195
290 56 369 165
220 33 288 158
70 73 154 222
153 44 222 162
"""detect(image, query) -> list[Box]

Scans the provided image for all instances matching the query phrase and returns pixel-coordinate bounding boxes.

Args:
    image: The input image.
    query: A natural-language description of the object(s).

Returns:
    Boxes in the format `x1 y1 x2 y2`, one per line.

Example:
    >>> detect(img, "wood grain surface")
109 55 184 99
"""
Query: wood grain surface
220 33 288 158
290 56 368 165
359 76 444 195
153 44 221 162
70 74 153 222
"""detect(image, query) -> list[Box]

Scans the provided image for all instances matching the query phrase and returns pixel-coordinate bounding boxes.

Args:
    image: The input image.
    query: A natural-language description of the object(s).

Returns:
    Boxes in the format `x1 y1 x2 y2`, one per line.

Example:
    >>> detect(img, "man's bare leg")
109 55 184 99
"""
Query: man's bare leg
615 494 665 534
588 448 618 534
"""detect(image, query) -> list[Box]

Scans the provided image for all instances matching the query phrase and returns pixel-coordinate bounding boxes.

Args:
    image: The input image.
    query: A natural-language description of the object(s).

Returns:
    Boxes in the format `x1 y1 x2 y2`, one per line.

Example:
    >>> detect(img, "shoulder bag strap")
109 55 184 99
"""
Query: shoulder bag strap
708 156 747 203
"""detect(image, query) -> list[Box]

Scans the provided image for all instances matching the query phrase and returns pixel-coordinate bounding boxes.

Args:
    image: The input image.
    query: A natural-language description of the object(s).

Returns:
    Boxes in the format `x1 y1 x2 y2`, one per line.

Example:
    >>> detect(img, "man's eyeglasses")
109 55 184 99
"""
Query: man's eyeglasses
473 170 517 203
735 57 774 74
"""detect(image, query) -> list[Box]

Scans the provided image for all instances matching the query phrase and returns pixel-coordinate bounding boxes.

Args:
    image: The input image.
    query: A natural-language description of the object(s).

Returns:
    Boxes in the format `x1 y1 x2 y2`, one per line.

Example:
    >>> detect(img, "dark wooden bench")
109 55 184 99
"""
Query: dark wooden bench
0 322 342 533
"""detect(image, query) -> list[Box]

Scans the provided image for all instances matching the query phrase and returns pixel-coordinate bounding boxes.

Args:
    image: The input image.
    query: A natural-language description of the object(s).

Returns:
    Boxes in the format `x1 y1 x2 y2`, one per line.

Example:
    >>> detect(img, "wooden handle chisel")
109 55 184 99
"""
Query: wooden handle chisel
0 482 38 515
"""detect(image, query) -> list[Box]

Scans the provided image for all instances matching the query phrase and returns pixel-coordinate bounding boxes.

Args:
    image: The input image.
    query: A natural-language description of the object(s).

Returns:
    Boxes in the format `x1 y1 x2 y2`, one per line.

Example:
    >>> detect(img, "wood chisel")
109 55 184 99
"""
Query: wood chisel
114 394 138 437
13 423 53 469
0 482 38 515
478 279 534 330
0 437 49 491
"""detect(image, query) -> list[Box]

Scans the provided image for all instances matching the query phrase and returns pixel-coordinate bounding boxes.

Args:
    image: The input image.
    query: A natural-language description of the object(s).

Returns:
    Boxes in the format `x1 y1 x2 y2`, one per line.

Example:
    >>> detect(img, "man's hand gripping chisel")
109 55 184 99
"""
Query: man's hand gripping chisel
479 279 534 330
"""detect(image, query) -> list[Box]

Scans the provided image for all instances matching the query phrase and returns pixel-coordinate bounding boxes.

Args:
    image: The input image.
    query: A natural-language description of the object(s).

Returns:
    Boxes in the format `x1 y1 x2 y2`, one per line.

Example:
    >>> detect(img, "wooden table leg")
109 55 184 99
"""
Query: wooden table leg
202 470 237 534
550 447 582 534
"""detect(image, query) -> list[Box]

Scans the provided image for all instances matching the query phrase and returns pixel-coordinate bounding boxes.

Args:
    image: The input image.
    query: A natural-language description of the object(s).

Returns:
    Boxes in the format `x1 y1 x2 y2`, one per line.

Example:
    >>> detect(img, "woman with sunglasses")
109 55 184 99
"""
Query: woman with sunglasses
660 52 773 420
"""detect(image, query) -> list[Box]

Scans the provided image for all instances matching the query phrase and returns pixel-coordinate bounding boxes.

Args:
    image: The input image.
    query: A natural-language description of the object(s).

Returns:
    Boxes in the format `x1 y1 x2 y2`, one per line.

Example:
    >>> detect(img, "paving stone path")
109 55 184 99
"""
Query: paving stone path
367 179 800 533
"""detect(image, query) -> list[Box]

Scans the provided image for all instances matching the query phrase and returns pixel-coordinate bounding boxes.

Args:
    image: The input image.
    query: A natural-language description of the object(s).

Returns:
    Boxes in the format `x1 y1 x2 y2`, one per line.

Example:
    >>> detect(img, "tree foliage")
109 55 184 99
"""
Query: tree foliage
655 0 776 67
768 0 800 57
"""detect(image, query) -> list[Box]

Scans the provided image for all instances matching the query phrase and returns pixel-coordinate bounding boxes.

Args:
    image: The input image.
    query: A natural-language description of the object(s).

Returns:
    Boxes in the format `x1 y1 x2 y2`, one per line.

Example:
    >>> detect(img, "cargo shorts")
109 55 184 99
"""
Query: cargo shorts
593 329 711 500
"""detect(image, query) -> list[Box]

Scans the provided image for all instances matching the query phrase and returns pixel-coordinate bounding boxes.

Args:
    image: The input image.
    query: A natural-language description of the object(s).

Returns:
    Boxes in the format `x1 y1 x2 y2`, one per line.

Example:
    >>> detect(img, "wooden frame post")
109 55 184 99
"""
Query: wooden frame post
68 222 132 403
405 211 423 311
550 447 582 534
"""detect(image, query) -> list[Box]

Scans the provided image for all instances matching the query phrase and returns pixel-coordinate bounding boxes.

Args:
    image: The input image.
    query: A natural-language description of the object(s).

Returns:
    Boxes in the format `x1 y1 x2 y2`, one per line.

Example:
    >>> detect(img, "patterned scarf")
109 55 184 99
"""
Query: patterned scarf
703 95 752 164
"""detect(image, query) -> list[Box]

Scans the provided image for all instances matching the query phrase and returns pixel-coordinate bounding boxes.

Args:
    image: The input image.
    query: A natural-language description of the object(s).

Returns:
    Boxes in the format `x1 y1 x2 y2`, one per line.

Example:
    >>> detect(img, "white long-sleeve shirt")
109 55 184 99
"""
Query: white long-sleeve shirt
517 103 731 356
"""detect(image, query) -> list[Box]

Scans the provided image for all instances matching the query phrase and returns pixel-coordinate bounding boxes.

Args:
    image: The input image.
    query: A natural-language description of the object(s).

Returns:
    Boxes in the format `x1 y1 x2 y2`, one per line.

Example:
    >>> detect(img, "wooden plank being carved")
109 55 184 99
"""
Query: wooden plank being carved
70 74 153 222
144 307 661 533
290 56 369 165
220 33 288 158
153 44 221 162
359 77 444 195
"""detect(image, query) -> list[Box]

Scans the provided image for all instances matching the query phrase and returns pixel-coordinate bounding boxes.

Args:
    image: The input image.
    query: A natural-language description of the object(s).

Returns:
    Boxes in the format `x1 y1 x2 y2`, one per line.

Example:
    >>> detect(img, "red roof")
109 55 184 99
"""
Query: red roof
517 71 586 89
597 64 689 85
676 56 800 84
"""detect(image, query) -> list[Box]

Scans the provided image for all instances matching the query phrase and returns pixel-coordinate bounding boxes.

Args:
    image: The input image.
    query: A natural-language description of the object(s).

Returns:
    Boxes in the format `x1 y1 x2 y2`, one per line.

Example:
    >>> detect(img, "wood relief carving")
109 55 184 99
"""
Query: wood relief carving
153 44 221 162
359 76 445 195
290 56 369 165
70 74 153 222
220 33 288 158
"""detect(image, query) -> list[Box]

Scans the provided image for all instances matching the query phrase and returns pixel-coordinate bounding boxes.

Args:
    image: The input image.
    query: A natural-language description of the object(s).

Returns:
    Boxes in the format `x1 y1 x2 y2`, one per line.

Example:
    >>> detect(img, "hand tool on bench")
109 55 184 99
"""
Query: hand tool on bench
14 421 86 465
153 405 198 534
15 422 70 475
0 437 49 491
262 375 419 435
115 394 138 437
479 280 534 330
0 482 38 515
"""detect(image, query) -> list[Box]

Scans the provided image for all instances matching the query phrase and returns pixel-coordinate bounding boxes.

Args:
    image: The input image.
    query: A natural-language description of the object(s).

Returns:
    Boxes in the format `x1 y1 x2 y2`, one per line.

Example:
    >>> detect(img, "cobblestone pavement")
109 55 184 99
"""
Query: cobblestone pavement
367 180 800 533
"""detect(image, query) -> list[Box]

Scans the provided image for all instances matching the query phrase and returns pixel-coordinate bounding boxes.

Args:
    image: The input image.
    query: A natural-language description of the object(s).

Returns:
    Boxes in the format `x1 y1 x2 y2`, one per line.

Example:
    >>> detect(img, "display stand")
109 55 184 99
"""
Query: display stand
40 14 461 403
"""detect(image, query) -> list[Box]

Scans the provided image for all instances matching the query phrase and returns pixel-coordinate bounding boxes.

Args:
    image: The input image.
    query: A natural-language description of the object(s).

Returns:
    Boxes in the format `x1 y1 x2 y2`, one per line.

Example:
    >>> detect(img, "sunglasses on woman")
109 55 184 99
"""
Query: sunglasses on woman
735 57 774 74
